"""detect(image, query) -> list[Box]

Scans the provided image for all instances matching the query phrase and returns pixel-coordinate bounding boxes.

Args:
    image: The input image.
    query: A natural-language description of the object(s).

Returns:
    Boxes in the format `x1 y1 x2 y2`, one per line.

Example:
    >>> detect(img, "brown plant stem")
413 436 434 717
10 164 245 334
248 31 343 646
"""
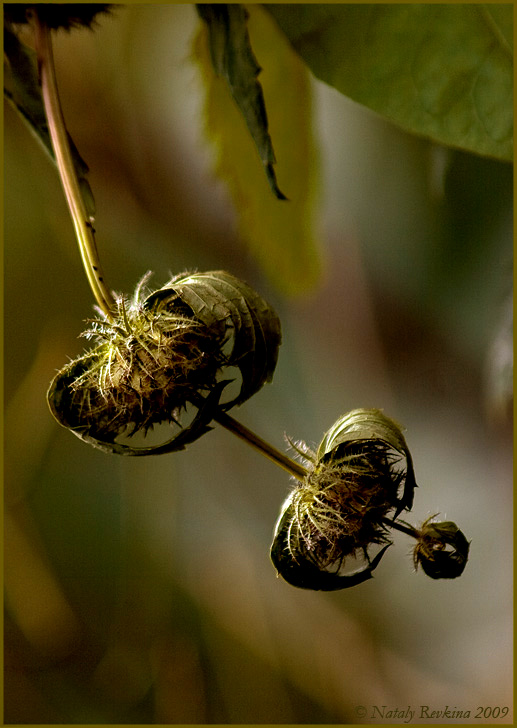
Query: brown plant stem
32 12 115 319
212 410 307 479
381 516 420 539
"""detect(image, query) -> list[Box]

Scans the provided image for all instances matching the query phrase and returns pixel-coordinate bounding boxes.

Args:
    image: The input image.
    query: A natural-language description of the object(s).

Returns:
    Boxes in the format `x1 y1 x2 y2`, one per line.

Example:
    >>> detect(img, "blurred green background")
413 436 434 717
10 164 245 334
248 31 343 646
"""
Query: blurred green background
4 5 513 724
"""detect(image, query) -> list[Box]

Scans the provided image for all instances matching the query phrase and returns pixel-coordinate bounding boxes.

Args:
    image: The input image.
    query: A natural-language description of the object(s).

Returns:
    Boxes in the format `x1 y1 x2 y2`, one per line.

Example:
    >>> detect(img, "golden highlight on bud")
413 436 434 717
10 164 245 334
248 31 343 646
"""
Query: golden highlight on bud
47 270 281 455
271 409 417 590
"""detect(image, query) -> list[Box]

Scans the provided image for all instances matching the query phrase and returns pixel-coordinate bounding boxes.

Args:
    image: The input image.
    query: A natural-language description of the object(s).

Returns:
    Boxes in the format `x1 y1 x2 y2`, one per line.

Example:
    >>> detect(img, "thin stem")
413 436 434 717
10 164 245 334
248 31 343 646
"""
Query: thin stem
32 12 115 319
215 411 421 540
381 516 420 539
212 410 308 480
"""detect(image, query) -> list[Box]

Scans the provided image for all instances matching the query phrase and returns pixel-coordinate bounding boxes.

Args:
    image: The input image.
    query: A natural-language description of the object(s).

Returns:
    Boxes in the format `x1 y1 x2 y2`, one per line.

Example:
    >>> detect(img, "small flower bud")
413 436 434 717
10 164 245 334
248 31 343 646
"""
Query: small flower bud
413 518 470 579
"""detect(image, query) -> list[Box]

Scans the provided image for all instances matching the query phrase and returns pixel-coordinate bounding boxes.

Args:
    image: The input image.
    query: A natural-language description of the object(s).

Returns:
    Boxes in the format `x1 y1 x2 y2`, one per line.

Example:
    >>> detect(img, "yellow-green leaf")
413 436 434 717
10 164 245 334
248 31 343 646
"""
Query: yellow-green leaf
194 4 321 296
196 4 286 199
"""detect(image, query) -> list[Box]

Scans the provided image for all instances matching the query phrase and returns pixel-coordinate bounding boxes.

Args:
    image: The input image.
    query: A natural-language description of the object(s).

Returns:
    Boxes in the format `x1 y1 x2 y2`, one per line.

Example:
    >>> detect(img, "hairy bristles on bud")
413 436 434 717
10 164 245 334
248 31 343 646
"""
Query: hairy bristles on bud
286 442 404 569
285 435 316 464
48 269 282 454
52 288 226 440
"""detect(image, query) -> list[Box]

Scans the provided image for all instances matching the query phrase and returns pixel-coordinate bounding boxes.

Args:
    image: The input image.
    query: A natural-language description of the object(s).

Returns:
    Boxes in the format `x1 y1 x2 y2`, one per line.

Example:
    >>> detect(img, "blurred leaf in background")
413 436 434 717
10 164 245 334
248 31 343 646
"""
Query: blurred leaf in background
194 3 321 296
196 3 286 200
266 4 513 161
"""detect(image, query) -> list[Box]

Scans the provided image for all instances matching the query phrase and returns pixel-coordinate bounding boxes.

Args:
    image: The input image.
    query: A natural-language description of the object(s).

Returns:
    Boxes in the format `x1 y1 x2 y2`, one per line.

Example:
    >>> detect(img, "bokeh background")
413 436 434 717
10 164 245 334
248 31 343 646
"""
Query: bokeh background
4 4 513 724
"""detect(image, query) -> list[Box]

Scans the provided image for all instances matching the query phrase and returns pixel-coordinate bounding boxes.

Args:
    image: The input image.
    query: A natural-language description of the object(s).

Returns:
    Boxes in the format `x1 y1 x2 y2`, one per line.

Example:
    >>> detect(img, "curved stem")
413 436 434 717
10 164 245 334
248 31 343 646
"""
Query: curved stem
381 516 420 539
212 411 308 480
32 13 115 319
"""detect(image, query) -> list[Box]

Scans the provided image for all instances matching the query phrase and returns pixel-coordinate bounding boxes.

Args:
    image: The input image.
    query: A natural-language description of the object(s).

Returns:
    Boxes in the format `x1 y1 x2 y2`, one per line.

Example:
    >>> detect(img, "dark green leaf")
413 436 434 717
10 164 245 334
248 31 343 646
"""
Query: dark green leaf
48 374 224 457
146 270 282 408
266 4 513 161
270 492 391 591
316 408 416 514
197 3 286 198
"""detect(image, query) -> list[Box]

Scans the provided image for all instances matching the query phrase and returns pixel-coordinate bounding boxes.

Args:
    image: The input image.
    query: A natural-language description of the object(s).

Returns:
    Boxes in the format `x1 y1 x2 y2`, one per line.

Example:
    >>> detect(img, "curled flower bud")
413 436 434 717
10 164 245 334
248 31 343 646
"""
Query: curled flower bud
413 518 470 579
271 409 417 590
47 271 281 455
